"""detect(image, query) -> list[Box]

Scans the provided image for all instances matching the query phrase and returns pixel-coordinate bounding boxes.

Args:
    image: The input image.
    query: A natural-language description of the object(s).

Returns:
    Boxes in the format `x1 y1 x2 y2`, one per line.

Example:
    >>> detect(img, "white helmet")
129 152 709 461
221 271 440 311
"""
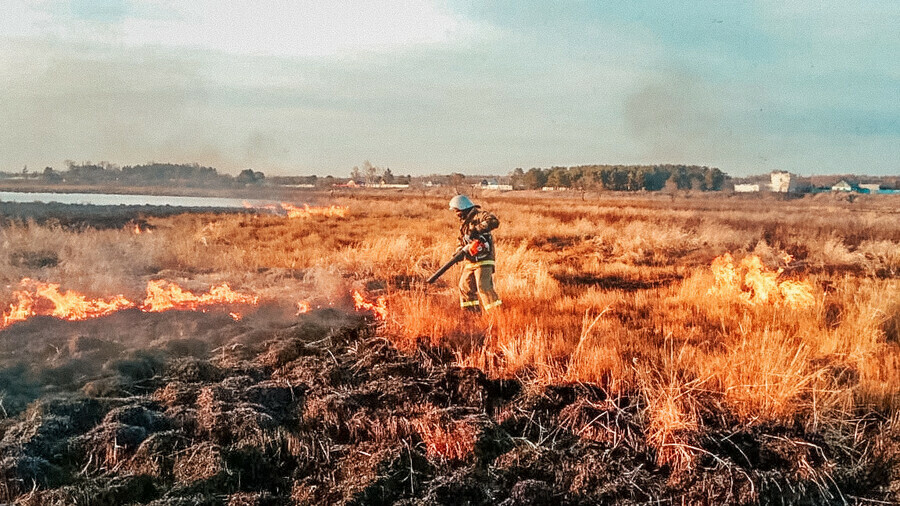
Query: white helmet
449 195 475 211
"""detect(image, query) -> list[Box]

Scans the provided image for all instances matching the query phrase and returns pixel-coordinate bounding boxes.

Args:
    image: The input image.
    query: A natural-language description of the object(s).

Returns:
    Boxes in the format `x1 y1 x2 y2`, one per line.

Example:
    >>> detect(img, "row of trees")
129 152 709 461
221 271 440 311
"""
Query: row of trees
349 160 411 185
509 165 725 191
34 162 261 187
14 160 724 192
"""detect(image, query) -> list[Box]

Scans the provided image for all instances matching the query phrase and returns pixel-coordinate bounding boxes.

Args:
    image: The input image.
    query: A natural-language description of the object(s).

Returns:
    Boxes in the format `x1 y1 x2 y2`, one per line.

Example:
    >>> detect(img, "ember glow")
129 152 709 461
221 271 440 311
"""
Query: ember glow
708 253 815 309
296 301 311 315
352 290 389 321
1 278 135 329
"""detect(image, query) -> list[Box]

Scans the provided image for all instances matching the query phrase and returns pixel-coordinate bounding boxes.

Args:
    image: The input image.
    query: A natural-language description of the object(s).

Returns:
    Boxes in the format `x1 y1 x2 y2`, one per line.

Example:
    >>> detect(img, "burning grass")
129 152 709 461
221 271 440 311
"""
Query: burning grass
0 279 262 329
0 191 898 503
242 201 350 219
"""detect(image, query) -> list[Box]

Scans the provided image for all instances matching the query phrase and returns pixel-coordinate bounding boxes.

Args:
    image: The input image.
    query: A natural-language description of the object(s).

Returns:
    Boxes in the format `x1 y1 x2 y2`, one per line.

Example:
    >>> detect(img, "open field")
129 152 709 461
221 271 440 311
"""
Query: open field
1 191 899 504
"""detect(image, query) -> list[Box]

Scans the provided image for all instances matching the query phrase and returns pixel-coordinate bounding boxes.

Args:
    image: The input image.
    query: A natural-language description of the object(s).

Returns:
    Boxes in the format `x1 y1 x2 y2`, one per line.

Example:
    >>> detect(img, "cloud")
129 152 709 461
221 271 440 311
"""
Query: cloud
2 0 486 56
0 1 897 176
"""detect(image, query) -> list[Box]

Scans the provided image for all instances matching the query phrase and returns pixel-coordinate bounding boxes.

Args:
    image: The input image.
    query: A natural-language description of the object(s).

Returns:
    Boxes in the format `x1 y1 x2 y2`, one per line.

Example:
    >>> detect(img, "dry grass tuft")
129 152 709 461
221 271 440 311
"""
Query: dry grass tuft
412 405 480 462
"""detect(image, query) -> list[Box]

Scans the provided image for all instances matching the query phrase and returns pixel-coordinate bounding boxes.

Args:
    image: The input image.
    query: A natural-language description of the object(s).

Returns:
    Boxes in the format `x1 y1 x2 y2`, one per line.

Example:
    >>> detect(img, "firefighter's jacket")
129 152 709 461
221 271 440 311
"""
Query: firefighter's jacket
458 207 499 264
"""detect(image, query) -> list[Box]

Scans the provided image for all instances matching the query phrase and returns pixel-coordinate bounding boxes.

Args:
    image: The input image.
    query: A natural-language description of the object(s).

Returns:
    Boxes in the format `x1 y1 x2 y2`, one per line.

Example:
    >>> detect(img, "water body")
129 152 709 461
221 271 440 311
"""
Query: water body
0 191 270 208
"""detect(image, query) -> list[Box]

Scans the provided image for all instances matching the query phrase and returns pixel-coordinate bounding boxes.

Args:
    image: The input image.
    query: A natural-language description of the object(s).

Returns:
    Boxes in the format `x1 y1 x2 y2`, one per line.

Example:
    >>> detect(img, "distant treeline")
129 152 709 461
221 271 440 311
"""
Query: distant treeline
1 161 764 193
509 165 725 191
14 162 265 188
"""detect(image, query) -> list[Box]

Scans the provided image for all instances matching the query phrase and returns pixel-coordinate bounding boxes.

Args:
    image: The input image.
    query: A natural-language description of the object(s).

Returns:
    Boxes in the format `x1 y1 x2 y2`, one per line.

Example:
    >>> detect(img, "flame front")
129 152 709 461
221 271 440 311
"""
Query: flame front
0 279 266 330
352 290 388 321
708 253 815 309
2 279 383 331
243 201 349 218
778 280 816 309
1 278 135 329
141 280 259 313
281 203 349 218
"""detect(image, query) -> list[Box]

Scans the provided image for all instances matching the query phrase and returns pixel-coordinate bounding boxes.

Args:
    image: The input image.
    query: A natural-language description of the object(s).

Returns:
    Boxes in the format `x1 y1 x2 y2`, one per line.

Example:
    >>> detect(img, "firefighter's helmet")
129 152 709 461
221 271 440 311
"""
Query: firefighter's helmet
449 195 475 211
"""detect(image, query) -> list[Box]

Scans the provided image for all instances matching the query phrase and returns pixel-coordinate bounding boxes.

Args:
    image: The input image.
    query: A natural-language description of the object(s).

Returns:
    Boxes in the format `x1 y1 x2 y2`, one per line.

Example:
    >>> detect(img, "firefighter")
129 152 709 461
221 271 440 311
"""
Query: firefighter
449 195 502 312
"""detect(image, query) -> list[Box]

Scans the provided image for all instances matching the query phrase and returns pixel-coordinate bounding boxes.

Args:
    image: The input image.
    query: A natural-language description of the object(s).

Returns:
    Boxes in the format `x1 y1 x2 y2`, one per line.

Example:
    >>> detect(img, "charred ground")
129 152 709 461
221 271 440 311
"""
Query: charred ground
1 307 897 505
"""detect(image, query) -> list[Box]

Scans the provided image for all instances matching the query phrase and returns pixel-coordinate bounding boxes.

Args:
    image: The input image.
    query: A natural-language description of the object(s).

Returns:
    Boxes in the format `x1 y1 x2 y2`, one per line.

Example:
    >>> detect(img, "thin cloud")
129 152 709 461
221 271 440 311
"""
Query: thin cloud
0 1 897 175
2 0 488 56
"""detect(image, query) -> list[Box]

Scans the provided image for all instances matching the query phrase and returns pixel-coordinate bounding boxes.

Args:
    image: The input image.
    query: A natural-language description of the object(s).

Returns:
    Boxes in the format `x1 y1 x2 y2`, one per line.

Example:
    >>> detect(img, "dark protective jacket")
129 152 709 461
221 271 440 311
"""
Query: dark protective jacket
458 207 500 263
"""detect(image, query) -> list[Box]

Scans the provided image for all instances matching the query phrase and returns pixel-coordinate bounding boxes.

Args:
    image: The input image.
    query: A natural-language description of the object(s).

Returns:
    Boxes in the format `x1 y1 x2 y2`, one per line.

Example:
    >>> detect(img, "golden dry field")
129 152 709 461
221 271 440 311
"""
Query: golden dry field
1 190 899 504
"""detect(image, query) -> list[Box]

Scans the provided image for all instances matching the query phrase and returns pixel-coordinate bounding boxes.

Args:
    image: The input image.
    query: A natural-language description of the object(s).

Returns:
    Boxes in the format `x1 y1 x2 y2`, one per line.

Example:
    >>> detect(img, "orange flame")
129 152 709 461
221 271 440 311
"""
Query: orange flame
281 203 349 218
132 224 142 235
1 279 263 330
709 253 815 309
296 301 311 315
243 201 349 218
352 290 388 321
1 278 135 329
140 280 259 313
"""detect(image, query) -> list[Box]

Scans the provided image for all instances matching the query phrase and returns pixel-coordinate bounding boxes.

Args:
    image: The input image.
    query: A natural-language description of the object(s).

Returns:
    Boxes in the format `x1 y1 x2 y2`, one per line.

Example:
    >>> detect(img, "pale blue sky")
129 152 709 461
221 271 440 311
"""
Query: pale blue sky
1 1 897 176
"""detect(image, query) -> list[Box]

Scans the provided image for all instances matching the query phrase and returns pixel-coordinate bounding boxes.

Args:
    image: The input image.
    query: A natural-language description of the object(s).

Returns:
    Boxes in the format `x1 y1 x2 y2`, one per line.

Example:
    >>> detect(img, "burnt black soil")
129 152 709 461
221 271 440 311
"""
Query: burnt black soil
551 273 682 291
0 202 254 230
0 309 898 505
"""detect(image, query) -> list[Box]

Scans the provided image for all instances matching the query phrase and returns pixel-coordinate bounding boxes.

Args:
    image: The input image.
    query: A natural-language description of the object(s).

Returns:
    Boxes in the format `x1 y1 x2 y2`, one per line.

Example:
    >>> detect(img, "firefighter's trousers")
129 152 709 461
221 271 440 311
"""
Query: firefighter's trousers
459 262 502 311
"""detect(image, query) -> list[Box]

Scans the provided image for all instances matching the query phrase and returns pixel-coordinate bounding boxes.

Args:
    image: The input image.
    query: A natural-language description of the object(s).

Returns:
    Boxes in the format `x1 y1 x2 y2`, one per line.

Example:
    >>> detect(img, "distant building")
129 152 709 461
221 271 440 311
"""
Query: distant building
373 182 410 189
769 171 798 192
831 180 857 192
734 184 760 193
859 183 881 194
476 179 512 191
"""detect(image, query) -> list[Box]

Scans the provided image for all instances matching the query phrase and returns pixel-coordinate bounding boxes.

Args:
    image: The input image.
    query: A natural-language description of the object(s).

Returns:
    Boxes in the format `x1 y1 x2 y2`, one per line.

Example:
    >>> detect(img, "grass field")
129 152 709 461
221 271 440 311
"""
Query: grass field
1 190 899 503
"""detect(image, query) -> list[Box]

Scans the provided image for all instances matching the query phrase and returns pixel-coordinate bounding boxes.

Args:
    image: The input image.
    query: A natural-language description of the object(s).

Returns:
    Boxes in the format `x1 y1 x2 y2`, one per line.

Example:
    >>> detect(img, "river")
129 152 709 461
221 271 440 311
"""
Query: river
0 191 270 208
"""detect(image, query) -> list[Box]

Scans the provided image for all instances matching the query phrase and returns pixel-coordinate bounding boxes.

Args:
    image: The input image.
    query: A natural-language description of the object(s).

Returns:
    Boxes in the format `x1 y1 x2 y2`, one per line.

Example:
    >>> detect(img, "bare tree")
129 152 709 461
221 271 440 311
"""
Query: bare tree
362 160 378 185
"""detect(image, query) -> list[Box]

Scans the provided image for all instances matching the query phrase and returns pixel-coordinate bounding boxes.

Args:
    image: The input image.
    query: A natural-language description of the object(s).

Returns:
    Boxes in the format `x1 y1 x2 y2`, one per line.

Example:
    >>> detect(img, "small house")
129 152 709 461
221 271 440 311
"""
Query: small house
831 180 857 192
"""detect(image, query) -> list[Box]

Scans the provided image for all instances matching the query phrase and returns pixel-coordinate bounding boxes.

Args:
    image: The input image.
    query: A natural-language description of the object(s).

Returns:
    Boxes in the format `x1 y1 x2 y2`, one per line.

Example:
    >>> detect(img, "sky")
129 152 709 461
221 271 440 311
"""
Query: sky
0 1 897 177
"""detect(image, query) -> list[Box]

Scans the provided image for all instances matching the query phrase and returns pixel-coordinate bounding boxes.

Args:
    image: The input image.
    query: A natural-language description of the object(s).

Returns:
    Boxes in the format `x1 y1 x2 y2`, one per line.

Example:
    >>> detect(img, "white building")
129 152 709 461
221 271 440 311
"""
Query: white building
734 184 760 193
769 172 797 192
476 179 512 191
832 180 855 192
860 183 881 193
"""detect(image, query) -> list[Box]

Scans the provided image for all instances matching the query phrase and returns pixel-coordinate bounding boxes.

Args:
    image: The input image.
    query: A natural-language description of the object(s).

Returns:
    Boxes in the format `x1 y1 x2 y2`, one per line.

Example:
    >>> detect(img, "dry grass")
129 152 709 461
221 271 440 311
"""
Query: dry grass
3 191 899 471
